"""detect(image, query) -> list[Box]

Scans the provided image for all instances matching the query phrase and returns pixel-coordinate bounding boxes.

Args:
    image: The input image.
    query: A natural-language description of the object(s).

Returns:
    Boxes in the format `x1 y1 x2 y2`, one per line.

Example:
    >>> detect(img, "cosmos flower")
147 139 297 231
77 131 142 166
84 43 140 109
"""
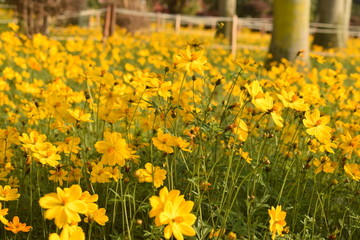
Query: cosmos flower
268 205 287 240
135 162 167 188
174 45 207 75
94 131 132 166
4 216 31 234
303 109 332 142
0 185 20 201
149 187 196 240
152 129 177 154
39 185 88 228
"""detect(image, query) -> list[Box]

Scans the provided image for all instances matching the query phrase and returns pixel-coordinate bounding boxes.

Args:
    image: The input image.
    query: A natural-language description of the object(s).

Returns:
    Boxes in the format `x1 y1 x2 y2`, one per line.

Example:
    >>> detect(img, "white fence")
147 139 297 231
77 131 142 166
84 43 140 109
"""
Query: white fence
54 7 360 36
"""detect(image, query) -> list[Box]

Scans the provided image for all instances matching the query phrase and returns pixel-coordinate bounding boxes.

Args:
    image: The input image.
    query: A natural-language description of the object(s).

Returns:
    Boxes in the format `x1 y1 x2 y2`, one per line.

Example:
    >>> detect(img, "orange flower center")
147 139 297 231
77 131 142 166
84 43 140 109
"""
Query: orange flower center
291 95 299 102
108 147 115 153
315 120 322 126
174 216 184 223
62 197 69 204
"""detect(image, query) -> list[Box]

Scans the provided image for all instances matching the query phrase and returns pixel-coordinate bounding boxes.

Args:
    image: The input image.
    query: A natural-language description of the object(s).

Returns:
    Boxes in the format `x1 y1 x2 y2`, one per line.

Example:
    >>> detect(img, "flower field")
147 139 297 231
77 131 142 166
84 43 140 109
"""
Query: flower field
0 23 359 240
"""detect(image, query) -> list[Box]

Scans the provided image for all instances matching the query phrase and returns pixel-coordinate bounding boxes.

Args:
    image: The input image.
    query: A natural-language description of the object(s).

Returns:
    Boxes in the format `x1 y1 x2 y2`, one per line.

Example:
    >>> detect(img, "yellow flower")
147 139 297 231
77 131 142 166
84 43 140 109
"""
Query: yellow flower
7 22 19 32
245 80 263 98
227 231 237 240
49 167 68 186
90 163 111 183
135 163 167 188
8 176 20 188
303 109 332 141
253 92 284 128
84 208 109 226
159 195 196 240
339 131 359 159
49 225 85 240
232 119 249 142
19 131 47 152
32 143 61 167
149 187 196 240
277 89 309 112
238 148 252 164
80 191 99 212
55 137 81 154
94 132 132 166
0 202 9 225
4 216 31 234
0 185 20 201
39 185 88 228
344 163 360 181
174 45 207 75
313 156 338 174
67 108 93 124
318 137 337 154
149 187 182 226
233 57 257 72
174 137 192 152
152 129 177 154
268 205 287 240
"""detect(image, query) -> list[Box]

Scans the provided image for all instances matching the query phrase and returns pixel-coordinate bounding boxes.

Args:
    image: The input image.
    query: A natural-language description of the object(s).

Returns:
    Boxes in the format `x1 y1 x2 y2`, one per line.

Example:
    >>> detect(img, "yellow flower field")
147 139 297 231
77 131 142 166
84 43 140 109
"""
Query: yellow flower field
0 23 359 239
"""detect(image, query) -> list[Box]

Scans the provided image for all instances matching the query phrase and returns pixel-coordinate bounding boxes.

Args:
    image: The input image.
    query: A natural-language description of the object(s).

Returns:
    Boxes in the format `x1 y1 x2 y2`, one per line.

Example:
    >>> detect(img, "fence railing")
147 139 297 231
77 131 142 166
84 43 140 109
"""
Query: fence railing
3 6 359 56
50 8 360 56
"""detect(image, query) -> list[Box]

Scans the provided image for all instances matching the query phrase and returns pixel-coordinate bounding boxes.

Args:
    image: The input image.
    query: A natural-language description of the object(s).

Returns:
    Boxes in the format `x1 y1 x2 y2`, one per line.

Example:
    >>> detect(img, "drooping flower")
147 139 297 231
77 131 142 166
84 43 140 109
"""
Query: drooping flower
94 131 132 166
39 185 88 228
135 162 167 188
268 205 287 240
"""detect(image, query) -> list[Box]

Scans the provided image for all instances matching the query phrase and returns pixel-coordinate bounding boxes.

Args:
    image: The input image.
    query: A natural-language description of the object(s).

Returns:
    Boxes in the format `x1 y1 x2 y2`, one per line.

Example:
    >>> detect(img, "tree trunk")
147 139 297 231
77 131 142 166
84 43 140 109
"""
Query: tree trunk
218 0 236 42
21 0 29 35
78 0 88 27
268 0 310 63
312 0 352 49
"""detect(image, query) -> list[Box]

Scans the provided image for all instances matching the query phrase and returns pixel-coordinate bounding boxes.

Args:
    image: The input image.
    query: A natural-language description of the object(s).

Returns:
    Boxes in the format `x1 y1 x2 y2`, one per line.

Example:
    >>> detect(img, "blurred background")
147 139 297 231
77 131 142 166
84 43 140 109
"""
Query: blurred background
2 0 360 61
2 0 360 33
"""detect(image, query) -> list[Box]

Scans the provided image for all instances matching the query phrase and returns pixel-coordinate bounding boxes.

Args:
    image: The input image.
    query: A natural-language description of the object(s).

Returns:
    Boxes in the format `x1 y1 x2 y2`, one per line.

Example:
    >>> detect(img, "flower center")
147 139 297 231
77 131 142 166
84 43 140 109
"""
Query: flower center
174 216 184 223
108 147 115 153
